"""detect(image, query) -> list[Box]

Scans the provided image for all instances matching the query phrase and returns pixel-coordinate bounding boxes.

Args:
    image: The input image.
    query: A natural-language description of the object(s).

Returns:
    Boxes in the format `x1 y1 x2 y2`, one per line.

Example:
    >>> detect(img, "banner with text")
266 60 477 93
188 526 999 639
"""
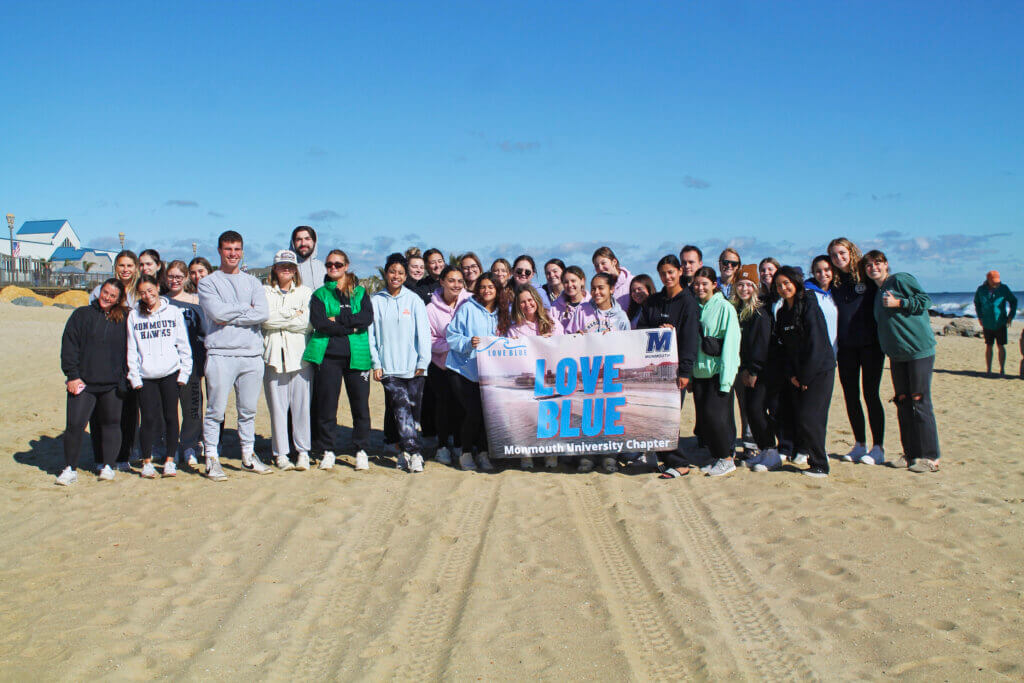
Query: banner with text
477 329 680 458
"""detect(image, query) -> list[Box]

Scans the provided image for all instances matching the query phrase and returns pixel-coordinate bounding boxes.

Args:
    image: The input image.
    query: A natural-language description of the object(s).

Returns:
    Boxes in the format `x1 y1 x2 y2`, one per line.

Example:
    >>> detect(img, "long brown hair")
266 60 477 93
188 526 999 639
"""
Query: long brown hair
136 274 163 314
827 237 863 283
504 284 555 336
474 272 510 333
97 278 129 324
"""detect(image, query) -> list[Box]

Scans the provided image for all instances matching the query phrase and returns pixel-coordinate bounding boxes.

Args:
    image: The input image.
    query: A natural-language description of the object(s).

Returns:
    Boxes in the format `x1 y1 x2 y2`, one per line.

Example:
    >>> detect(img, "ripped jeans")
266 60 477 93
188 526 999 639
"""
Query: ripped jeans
890 355 940 462
382 375 426 455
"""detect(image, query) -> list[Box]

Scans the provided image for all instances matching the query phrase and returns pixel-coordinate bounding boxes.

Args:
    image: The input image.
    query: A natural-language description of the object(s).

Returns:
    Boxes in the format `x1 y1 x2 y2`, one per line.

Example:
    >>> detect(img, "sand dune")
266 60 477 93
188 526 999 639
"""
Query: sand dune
1 301 1022 680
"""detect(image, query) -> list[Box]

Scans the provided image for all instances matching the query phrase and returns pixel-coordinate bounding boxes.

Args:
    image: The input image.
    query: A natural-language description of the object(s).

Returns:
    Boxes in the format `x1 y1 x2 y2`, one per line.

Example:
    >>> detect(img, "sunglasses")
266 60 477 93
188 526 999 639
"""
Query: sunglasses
326 261 346 268
514 268 533 277
720 260 740 268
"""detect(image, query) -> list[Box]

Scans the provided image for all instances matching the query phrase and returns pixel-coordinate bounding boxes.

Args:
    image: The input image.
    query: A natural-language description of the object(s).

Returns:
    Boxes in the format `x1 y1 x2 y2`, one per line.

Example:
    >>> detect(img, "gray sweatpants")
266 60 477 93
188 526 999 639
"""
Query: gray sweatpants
264 365 313 458
204 355 264 458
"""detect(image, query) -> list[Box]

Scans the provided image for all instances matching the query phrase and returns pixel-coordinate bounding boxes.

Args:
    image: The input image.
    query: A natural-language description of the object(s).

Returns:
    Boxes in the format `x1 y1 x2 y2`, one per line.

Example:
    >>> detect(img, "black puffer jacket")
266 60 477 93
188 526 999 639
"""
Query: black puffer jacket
60 301 129 393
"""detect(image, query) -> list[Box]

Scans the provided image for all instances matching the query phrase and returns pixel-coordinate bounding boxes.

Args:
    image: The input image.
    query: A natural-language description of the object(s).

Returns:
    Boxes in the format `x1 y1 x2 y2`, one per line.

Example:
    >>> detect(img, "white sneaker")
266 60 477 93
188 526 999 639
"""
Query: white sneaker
295 452 311 471
55 466 77 486
206 458 227 481
459 451 476 471
435 446 451 466
318 451 336 470
409 453 424 473
860 445 885 466
276 455 295 471
117 462 132 472
476 452 494 471
843 443 867 462
162 460 177 477
396 452 409 471
792 453 809 466
98 465 115 481
140 462 158 479
354 450 369 471
544 455 558 469
243 453 272 475
521 456 534 469
184 448 199 468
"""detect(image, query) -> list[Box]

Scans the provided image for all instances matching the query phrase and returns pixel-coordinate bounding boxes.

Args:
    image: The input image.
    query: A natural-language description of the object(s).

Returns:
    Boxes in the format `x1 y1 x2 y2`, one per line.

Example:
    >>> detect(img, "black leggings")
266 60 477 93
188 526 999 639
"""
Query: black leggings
430 365 464 448
65 389 123 469
692 376 735 462
449 371 486 454
311 357 371 454
138 374 180 461
891 355 940 462
739 378 776 451
837 343 885 446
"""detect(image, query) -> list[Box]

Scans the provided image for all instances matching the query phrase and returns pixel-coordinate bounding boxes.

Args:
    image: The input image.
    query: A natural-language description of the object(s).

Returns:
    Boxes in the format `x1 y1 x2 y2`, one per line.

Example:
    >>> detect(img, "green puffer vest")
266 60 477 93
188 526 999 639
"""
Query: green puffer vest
302 283 371 370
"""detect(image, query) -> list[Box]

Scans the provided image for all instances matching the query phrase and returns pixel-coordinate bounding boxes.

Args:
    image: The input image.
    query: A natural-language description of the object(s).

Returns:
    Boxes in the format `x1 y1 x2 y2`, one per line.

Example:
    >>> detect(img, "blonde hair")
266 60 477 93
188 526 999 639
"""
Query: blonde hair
827 237 863 283
730 281 763 323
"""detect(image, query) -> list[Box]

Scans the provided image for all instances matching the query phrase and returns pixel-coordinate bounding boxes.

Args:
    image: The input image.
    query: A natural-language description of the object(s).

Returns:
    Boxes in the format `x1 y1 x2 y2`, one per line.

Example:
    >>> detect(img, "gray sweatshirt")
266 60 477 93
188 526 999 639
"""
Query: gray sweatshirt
198 270 269 356
294 242 327 290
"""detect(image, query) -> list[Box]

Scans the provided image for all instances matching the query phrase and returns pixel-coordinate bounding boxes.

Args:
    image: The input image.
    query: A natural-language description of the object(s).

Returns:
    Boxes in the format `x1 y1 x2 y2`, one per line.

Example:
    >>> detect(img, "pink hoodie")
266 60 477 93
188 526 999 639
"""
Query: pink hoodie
427 288 472 368
550 293 589 334
612 265 633 311
509 315 564 338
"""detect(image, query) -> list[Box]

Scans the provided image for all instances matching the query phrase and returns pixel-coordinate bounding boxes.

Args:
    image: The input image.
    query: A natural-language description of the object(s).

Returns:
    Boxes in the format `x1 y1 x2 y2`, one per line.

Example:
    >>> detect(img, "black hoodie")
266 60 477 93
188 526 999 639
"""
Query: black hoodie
773 293 836 386
738 306 772 376
60 301 129 393
637 287 699 379
831 271 879 348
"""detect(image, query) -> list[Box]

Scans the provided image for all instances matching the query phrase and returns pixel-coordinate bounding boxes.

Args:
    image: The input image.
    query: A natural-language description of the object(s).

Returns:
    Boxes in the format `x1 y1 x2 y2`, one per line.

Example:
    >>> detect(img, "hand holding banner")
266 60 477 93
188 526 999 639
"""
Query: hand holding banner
477 329 681 458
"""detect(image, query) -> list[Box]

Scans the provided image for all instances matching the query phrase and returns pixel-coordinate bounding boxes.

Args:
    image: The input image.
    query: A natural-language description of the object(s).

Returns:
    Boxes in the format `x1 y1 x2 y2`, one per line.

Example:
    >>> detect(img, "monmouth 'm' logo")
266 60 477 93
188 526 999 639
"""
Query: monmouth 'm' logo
477 338 528 353
645 330 672 353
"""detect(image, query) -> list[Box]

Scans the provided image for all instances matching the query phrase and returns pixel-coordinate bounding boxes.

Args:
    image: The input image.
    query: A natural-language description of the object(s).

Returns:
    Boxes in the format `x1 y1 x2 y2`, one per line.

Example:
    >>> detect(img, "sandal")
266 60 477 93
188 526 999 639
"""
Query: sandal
657 466 689 479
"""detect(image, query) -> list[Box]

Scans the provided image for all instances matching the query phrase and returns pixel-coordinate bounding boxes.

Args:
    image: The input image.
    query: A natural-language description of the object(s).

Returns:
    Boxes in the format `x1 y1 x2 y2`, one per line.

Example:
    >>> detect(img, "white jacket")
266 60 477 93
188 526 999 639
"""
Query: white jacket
262 283 313 373
127 297 192 387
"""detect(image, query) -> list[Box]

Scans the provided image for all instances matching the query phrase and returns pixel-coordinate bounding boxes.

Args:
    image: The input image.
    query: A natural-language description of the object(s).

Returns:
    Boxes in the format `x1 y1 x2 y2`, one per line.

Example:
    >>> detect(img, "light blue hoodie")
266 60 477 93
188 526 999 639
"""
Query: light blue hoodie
368 286 431 378
445 297 499 382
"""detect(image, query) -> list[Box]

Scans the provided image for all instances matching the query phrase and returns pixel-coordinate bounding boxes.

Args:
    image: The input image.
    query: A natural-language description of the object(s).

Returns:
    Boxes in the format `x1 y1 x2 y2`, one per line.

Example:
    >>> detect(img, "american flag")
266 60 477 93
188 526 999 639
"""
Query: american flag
11 242 19 257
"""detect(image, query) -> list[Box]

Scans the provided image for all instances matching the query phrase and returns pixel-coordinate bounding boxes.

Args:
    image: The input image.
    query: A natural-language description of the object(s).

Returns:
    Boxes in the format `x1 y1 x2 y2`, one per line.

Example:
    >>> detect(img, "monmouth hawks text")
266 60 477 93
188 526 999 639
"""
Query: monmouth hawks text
503 439 672 456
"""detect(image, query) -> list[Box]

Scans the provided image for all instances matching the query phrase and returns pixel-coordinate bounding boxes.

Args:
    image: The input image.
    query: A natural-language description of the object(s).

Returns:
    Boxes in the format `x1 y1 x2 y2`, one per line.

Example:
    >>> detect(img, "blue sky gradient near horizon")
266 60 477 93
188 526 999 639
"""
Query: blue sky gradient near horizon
1 1 1021 291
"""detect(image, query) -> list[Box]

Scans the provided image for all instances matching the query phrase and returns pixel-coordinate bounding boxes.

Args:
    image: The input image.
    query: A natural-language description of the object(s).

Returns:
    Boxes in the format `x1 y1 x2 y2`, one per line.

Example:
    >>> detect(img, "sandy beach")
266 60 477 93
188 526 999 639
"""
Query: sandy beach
1 300 1022 681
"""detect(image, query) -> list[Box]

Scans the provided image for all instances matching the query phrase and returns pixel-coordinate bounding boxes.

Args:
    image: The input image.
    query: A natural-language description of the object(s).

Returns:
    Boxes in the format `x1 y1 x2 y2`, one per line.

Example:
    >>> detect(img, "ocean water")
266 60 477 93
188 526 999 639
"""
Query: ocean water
927 291 1023 319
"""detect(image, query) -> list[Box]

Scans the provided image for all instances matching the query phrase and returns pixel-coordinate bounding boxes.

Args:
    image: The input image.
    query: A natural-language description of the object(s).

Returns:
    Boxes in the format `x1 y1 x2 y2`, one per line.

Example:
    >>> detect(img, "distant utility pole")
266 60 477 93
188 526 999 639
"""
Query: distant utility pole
6 214 13 259
118 232 125 250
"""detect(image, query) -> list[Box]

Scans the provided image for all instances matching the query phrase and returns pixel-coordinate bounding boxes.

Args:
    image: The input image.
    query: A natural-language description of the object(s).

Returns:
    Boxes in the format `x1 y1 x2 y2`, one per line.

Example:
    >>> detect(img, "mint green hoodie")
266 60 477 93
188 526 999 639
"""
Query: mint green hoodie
874 272 936 361
693 292 741 391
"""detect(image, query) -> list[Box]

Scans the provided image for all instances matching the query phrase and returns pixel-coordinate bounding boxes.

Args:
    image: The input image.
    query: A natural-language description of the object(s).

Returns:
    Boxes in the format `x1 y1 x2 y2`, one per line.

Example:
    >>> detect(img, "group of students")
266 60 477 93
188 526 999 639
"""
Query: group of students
56 226 941 485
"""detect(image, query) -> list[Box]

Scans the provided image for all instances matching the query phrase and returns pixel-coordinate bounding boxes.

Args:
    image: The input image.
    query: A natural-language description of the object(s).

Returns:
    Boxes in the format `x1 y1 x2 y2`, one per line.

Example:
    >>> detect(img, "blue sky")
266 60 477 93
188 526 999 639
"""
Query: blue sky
1 1 1021 290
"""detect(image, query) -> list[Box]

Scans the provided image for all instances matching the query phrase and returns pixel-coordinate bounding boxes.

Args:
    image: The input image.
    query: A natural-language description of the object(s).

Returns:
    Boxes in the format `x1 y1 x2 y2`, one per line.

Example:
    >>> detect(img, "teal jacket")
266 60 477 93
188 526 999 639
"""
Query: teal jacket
874 273 936 361
974 283 1017 330
693 292 741 391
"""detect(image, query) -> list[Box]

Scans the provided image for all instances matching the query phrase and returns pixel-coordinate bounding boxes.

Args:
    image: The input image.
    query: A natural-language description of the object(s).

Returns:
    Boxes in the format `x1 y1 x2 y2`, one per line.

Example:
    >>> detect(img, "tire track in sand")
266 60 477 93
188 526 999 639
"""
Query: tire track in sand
371 476 502 681
658 484 818 681
186 475 416 679
560 478 697 681
261 474 417 681
73 485 281 677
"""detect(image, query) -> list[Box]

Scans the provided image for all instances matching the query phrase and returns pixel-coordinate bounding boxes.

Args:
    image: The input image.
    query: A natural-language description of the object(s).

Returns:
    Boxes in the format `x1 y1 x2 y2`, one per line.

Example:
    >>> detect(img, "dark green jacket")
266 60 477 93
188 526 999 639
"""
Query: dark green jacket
874 273 935 361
